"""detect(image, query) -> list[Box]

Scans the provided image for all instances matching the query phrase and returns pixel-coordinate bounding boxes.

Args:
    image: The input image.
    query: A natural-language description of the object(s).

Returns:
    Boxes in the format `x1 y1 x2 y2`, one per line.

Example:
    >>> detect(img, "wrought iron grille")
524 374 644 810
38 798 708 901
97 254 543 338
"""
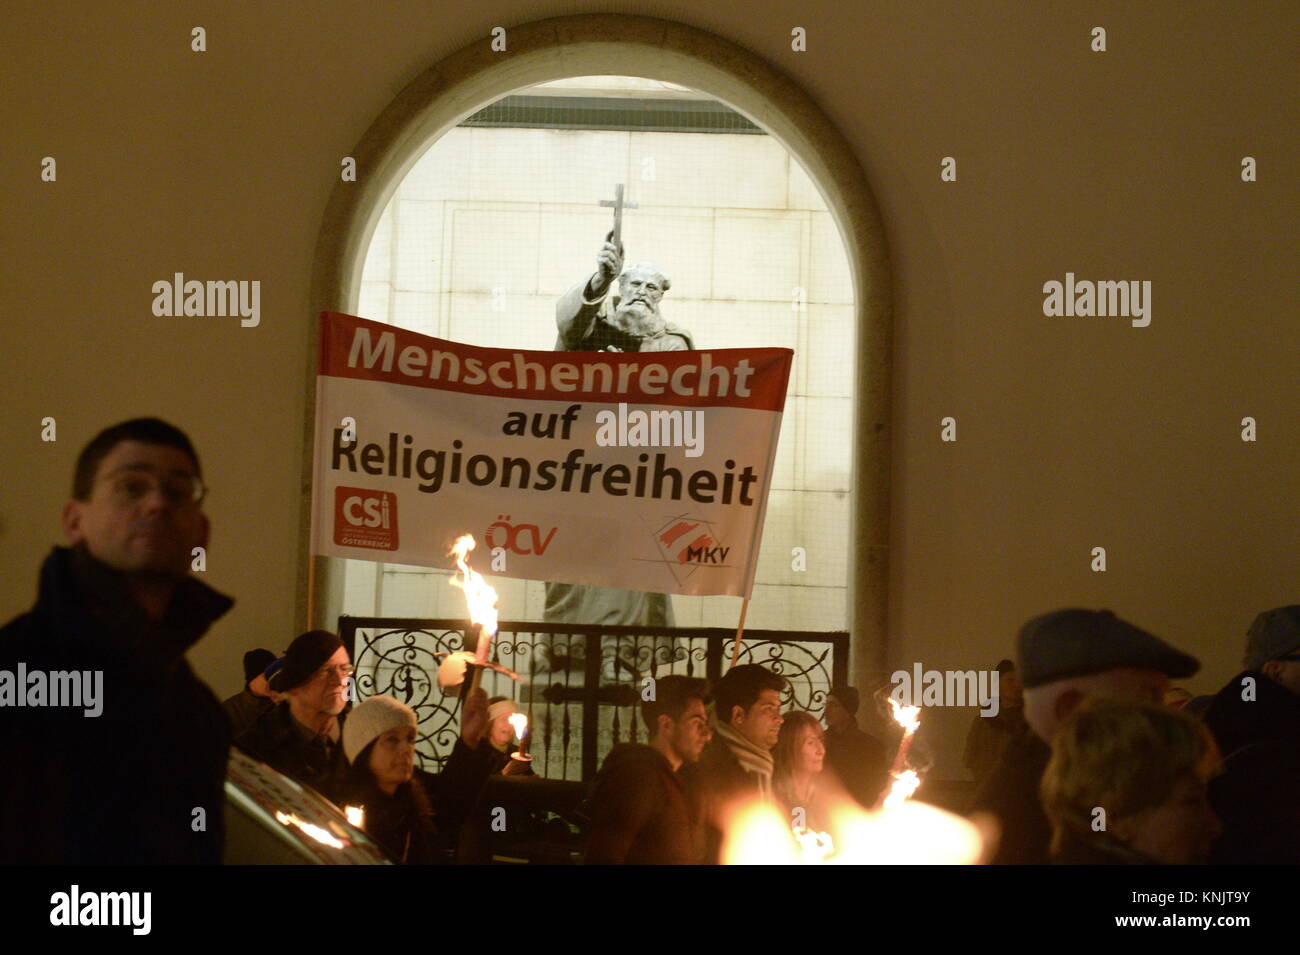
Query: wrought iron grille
338 617 849 782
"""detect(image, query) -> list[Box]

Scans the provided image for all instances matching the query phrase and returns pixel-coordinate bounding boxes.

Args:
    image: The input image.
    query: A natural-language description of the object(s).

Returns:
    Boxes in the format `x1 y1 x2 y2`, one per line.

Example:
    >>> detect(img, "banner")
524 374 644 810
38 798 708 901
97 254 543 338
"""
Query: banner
310 312 792 598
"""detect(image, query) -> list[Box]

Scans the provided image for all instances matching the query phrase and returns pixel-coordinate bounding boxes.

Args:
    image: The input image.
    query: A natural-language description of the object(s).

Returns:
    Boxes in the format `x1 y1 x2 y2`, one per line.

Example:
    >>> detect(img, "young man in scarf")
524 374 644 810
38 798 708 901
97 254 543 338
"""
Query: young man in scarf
680 663 785 864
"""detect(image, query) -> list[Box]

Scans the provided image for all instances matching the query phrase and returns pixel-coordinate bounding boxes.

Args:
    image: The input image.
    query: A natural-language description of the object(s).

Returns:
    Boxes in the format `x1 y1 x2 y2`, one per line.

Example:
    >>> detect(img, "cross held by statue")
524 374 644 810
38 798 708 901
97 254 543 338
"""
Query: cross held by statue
599 183 638 250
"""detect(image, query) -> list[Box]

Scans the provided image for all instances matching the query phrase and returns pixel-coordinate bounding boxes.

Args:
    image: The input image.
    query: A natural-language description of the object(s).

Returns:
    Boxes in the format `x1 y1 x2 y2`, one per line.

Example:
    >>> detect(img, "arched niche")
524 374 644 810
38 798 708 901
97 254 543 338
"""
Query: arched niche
303 14 893 688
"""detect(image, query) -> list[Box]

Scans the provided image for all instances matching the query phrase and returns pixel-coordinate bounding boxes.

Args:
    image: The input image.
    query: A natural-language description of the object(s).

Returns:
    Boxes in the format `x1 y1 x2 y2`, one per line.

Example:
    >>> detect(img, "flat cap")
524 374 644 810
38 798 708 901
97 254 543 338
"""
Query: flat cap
1243 605 1300 671
1016 608 1199 688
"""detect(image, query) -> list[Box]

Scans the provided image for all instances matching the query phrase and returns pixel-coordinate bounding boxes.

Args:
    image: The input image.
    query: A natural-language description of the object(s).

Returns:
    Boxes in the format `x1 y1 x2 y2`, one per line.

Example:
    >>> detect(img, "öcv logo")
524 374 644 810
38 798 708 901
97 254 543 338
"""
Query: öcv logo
485 515 557 556
334 487 399 551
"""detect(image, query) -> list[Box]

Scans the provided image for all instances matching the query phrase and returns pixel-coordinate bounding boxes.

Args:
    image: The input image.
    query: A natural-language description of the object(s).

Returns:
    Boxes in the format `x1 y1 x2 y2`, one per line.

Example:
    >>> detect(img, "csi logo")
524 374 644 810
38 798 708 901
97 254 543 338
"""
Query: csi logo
485 514 557 556
334 487 399 551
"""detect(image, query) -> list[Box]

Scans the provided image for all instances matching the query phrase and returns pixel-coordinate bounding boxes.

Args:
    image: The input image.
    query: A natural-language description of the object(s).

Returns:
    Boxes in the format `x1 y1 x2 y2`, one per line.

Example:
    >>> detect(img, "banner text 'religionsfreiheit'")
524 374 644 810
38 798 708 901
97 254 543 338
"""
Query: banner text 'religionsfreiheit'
331 430 760 505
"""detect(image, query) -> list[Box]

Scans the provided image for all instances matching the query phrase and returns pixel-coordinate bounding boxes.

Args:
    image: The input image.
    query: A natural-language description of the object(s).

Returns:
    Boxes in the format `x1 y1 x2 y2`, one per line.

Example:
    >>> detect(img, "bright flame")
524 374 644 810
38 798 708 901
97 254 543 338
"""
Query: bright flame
888 697 921 734
449 534 498 636
883 769 921 809
507 712 528 740
344 806 365 828
793 828 834 864
828 799 984 865
275 810 346 849
884 697 922 807
721 802 799 865
721 796 984 865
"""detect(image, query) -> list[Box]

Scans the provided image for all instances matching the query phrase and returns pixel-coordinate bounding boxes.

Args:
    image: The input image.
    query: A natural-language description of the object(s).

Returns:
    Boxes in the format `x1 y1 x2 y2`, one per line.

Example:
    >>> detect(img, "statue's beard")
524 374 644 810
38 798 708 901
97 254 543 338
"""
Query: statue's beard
609 299 665 339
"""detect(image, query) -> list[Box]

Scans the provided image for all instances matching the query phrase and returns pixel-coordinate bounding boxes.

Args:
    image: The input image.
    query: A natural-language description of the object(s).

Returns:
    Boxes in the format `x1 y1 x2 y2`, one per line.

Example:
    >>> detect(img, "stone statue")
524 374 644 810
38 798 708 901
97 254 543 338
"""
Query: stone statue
544 220 695 638
554 240 693 354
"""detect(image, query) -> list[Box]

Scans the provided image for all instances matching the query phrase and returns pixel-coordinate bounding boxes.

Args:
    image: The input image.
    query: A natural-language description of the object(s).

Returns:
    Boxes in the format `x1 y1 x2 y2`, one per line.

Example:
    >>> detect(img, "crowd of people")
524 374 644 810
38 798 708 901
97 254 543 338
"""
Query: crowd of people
1 417 1296 866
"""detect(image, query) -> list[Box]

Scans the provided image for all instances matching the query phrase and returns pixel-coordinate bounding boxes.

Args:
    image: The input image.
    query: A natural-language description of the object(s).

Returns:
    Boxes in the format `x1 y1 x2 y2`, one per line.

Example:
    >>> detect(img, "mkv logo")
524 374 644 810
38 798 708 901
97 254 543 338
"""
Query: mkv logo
334 487 399 551
650 514 731 586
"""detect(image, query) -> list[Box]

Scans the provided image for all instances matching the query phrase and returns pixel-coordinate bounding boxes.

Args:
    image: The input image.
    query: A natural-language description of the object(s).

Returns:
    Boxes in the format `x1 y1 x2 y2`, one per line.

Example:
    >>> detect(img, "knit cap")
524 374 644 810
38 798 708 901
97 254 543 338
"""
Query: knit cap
343 695 416 763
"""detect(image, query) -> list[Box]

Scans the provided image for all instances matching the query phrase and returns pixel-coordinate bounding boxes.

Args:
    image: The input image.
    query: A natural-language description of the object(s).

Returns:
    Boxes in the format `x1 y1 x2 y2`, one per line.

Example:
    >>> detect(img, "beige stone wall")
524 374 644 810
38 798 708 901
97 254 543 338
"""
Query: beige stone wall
346 116 854 630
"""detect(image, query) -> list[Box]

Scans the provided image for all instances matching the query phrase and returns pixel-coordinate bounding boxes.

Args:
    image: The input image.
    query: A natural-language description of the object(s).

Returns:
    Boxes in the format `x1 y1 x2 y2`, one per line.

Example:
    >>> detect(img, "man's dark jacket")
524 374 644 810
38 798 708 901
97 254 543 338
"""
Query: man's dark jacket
585 743 700 864
235 701 350 806
825 723 888 808
967 731 1053 865
221 685 273 739
0 546 232 864
679 735 766 865
1202 670 1300 864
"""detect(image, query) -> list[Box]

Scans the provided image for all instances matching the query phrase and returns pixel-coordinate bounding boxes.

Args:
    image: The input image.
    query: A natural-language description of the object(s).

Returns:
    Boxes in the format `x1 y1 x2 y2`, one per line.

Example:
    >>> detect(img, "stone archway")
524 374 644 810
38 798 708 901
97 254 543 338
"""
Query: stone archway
304 14 893 688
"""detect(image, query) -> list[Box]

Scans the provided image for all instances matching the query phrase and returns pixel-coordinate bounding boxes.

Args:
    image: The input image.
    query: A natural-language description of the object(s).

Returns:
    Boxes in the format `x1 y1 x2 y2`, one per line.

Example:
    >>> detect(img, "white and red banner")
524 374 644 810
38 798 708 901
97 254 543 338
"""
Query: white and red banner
310 312 792 598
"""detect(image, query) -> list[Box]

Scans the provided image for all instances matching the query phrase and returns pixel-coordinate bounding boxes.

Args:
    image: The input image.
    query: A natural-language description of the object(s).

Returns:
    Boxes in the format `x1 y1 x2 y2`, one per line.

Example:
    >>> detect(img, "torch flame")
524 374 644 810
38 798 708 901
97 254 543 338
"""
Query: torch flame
344 805 365 828
888 697 921 734
882 769 921 809
722 795 984 864
721 802 800 865
827 798 985 865
883 697 923 808
507 712 528 740
793 827 835 864
274 810 346 849
449 534 498 637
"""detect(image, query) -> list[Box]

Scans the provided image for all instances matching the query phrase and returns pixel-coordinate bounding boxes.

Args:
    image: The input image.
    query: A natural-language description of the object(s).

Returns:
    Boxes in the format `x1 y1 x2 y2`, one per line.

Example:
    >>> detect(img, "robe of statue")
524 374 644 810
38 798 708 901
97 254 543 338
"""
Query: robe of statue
544 280 695 629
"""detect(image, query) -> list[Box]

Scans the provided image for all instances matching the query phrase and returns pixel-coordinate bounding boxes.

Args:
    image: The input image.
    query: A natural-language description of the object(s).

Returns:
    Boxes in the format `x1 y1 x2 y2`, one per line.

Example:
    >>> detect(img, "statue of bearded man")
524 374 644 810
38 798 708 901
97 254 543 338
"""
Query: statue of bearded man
554 233 693 353
545 234 693 632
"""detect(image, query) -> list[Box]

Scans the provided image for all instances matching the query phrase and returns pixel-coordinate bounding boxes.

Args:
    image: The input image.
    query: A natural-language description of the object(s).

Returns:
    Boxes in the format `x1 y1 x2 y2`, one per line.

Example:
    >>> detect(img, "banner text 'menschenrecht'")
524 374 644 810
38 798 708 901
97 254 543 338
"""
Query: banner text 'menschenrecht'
348 327 758 399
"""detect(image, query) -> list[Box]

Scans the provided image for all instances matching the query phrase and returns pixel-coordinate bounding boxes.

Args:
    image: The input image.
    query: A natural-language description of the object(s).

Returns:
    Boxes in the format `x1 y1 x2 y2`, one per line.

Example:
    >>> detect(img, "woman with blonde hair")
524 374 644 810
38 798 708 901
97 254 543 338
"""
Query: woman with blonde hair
1041 698 1220 864
773 710 832 830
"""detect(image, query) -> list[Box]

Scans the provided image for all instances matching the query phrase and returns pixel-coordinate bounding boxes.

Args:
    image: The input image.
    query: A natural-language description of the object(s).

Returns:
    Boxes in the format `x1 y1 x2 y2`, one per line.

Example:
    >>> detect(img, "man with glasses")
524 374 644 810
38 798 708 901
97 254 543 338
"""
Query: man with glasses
0 417 233 863
235 630 354 804
1202 606 1300 863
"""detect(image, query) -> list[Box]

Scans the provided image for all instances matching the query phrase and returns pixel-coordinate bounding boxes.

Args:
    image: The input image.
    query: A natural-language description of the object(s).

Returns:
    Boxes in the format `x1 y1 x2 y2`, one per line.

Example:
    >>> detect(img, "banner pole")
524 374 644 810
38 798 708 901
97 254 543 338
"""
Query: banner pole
728 596 751 668
306 556 317 631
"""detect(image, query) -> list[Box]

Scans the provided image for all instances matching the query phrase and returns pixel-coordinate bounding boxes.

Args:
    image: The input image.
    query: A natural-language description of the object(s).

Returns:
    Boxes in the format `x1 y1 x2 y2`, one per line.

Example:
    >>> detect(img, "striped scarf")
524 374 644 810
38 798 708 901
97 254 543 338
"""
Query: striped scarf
714 722 775 799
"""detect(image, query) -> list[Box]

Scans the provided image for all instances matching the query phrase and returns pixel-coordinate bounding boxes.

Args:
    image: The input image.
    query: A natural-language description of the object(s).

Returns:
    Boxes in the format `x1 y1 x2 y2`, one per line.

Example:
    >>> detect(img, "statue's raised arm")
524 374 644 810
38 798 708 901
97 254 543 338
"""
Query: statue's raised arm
555 232 693 353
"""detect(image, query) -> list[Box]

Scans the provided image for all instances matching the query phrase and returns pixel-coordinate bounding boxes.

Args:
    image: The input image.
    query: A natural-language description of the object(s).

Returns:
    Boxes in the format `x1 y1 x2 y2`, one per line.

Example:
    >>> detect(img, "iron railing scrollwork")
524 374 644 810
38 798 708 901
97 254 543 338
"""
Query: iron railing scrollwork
338 617 849 782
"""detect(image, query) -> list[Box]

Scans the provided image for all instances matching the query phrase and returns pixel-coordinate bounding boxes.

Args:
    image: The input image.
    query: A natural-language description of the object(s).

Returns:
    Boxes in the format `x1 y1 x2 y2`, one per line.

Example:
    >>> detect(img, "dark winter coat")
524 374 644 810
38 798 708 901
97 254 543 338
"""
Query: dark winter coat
679 735 767 865
235 701 350 806
967 731 1053 865
585 743 701 864
0 546 233 864
962 706 1029 790
1052 831 1163 865
430 737 511 838
1202 670 1300 864
221 685 274 738
824 723 889 807
343 778 441 864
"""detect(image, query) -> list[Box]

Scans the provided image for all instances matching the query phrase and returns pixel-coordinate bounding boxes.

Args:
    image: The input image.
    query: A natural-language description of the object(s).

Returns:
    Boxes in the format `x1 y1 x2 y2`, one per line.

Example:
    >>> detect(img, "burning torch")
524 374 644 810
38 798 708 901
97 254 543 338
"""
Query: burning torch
502 711 534 776
448 534 498 696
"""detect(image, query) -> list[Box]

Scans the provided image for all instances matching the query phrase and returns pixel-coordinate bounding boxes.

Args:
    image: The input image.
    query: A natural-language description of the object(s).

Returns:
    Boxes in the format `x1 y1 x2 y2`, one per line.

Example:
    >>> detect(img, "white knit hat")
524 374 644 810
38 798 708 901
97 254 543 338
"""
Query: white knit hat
343 695 416 763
